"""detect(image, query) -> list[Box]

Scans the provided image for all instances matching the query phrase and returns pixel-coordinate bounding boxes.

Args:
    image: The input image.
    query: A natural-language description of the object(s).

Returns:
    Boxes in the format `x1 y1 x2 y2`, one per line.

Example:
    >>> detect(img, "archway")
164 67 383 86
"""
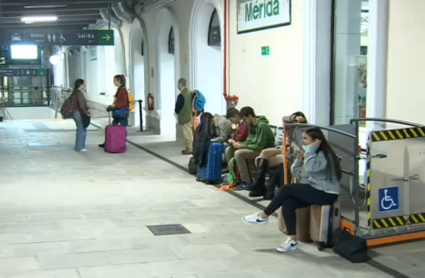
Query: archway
129 18 148 127
190 0 225 115
155 8 180 136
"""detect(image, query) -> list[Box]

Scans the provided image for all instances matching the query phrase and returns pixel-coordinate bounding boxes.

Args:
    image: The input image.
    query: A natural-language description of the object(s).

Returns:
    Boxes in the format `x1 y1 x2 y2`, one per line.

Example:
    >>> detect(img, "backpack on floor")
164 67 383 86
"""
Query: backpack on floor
60 93 76 118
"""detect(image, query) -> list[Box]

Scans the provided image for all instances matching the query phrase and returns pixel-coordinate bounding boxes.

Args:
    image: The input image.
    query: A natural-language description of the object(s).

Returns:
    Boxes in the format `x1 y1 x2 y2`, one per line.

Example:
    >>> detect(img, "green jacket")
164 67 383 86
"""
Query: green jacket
177 88 192 124
240 116 275 150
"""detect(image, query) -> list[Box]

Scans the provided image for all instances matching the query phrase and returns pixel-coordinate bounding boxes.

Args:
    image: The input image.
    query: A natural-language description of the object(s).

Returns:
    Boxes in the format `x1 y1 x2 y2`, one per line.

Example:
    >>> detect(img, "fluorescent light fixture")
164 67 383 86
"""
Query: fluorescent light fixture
24 5 67 9
21 16 58 23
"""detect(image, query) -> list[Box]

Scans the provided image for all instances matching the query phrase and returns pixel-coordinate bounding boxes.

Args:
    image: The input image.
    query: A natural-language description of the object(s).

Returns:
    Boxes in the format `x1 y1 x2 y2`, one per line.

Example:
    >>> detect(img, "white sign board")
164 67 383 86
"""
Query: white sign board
237 0 291 34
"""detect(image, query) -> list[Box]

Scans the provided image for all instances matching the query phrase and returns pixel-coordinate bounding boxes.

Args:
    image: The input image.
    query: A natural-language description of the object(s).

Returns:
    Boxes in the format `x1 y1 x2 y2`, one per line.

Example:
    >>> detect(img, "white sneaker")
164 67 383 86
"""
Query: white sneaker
80 149 87 152
276 239 299 253
242 212 269 225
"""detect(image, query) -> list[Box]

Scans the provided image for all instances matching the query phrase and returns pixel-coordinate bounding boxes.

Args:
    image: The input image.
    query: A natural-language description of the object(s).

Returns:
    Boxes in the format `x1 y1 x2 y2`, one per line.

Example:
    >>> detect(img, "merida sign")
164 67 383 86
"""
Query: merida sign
237 0 291 34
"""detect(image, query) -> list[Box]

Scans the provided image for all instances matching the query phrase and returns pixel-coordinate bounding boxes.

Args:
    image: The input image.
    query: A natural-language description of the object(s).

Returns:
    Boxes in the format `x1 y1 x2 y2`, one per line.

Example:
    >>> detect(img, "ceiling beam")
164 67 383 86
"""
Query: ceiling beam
1 16 101 24
0 0 124 6
0 21 97 29
1 4 111 13
1 11 102 18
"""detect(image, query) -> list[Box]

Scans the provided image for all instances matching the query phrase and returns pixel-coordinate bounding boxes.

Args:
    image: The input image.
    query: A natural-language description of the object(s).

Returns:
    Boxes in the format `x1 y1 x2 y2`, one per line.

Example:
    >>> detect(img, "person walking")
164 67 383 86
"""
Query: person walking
175 78 193 155
72 79 91 152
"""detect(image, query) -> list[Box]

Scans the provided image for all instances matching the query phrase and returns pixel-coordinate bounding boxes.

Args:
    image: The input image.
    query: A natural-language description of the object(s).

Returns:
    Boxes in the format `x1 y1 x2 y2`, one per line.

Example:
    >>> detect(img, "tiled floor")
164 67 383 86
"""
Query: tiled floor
0 119 400 277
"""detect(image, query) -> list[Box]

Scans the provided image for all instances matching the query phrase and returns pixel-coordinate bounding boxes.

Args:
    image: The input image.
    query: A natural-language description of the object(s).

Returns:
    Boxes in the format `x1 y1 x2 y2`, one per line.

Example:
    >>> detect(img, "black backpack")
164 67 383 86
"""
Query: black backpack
333 228 369 263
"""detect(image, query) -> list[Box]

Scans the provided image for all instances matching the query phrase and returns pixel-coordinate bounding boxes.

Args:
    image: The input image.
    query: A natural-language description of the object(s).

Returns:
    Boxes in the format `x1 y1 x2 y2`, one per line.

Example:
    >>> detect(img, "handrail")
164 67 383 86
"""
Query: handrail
350 118 424 128
284 123 356 138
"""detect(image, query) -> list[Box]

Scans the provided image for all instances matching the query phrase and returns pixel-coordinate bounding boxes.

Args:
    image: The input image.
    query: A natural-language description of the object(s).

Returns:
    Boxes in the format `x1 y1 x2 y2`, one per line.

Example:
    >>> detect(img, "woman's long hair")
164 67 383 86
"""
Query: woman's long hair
304 128 342 181
73 79 84 94
114 74 126 87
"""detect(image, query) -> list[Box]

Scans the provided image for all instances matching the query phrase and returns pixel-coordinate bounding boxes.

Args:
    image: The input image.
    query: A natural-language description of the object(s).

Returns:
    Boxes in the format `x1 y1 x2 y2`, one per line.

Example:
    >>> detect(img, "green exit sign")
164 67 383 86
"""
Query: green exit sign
261 46 270 56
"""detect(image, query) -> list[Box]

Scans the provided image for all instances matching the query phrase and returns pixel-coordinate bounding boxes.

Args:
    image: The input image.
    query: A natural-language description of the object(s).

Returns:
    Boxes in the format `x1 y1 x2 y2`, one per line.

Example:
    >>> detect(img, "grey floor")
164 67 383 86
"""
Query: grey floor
0 119 407 277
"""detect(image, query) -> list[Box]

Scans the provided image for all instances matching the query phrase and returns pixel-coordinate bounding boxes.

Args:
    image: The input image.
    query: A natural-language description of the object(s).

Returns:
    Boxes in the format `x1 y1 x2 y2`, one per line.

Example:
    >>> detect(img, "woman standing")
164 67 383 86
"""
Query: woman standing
72 79 91 152
99 74 129 148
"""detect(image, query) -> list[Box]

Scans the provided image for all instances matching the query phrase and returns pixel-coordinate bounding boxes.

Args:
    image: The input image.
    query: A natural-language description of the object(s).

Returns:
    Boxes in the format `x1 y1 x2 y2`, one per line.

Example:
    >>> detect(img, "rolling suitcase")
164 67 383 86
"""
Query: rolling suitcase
105 125 127 153
278 207 312 243
310 201 341 250
196 142 223 184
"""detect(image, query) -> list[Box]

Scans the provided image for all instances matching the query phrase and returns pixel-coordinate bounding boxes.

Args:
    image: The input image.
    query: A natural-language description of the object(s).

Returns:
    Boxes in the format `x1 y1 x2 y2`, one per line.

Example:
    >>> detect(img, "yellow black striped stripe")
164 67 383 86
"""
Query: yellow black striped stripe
366 136 373 230
373 217 407 229
409 213 425 224
371 127 425 142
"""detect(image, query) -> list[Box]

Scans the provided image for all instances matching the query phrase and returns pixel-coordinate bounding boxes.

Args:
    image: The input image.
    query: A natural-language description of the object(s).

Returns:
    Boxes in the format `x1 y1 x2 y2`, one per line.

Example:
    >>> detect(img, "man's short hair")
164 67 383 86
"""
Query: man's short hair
226 107 240 119
240 106 256 117
178 78 187 87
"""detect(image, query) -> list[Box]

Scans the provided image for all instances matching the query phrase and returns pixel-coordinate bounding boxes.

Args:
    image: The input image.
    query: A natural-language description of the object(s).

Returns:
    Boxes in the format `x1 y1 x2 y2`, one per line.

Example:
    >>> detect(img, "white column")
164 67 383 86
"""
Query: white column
367 0 389 131
303 0 332 126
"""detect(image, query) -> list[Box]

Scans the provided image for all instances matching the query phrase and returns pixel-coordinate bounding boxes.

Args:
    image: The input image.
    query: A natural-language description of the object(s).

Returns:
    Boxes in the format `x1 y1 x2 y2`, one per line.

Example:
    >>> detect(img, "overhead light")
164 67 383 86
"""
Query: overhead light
49 55 62 65
21 16 58 23
24 5 67 9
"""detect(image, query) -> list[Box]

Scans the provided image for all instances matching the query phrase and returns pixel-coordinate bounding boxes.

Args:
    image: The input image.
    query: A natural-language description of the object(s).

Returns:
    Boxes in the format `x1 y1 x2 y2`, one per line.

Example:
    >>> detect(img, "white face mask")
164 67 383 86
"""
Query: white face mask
302 145 310 152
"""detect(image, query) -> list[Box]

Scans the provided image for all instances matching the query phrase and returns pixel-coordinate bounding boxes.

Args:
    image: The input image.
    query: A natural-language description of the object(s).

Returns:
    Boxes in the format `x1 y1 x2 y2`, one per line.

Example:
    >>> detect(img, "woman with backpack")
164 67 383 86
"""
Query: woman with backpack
72 79 91 152
99 74 129 148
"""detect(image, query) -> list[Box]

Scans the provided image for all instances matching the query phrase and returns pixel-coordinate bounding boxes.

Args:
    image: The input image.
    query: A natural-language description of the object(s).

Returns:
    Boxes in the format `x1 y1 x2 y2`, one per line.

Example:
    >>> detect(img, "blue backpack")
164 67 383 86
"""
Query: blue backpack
192 90 206 114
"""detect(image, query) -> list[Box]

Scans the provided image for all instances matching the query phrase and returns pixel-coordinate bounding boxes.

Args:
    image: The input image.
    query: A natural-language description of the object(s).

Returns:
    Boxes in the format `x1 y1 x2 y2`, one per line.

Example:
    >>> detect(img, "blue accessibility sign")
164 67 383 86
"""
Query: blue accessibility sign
379 187 399 212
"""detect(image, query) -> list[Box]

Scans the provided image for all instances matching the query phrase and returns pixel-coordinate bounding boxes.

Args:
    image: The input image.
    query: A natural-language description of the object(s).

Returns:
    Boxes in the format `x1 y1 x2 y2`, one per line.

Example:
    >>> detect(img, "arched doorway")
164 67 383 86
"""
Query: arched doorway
190 0 224 115
155 8 180 136
129 19 148 127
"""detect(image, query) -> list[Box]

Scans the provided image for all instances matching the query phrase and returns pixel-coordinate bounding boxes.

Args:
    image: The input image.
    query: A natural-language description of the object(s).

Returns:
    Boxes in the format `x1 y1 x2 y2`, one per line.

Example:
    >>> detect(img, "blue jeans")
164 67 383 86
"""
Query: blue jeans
73 110 87 151
112 117 128 127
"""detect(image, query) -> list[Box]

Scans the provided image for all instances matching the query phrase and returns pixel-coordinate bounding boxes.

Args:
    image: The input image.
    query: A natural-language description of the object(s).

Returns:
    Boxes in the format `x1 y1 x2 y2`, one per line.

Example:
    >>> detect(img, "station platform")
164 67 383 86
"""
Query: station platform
0 119 421 278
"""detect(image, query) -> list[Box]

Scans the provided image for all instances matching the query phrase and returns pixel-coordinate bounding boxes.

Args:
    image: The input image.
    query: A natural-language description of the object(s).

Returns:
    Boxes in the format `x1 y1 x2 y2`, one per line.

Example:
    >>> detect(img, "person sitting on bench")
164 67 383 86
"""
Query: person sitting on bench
242 127 341 253
249 111 307 198
227 106 275 188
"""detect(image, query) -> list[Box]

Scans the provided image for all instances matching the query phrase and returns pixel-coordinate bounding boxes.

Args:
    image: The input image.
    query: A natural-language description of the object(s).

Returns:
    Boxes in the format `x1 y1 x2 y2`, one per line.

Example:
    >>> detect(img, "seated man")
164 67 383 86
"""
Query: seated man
211 114 232 143
224 108 249 161
227 106 275 188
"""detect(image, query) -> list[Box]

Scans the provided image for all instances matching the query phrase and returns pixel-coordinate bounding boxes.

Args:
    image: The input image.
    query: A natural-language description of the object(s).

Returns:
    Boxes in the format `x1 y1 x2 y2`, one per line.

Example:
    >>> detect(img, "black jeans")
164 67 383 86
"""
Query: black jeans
264 184 338 236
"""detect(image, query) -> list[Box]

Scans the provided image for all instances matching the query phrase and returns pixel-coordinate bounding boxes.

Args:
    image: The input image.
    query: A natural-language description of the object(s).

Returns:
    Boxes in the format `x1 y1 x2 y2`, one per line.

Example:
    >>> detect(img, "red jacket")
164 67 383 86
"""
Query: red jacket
114 86 128 109
234 121 249 142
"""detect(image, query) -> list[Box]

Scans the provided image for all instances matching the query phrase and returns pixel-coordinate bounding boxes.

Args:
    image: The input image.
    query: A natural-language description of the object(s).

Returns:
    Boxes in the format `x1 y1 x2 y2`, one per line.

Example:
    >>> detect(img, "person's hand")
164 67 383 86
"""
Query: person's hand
296 150 304 159
86 112 91 117
295 116 305 123
311 139 321 148
233 142 241 149
228 139 235 145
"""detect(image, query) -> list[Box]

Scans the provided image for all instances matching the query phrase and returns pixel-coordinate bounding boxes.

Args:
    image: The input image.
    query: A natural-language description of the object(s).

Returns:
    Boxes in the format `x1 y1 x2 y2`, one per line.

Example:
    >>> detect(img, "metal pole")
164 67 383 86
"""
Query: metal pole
353 120 360 235
138 100 143 131
108 2 111 30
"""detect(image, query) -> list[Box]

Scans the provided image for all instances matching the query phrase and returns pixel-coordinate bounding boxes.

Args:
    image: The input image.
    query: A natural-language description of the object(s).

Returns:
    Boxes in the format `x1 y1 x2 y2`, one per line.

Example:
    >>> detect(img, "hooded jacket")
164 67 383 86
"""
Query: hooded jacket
240 116 275 150
211 114 232 143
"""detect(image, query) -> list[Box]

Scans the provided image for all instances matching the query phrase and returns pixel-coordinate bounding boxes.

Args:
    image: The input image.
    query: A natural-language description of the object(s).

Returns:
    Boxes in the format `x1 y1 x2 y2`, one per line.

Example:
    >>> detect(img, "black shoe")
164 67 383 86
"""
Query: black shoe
234 182 250 191
249 188 265 198
248 158 268 192
99 143 105 148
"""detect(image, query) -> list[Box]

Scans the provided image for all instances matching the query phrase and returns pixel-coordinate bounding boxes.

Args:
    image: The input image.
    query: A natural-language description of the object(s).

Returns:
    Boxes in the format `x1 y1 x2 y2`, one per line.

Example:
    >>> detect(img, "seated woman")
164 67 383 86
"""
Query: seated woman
249 111 307 198
242 127 342 253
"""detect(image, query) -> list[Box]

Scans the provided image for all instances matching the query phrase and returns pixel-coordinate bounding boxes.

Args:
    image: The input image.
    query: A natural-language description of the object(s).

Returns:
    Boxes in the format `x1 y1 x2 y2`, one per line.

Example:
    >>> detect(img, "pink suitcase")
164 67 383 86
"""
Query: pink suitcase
105 125 126 153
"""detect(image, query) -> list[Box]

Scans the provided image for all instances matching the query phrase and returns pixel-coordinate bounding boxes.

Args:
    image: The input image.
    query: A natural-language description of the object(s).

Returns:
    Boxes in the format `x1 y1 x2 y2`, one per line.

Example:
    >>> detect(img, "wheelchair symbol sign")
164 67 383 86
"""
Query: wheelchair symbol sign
379 187 399 212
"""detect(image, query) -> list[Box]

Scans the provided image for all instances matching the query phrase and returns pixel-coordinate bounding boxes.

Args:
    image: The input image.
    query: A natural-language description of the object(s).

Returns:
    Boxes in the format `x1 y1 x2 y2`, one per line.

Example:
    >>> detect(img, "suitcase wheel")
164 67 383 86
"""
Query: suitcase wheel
317 245 325 251
196 178 200 182
206 181 212 185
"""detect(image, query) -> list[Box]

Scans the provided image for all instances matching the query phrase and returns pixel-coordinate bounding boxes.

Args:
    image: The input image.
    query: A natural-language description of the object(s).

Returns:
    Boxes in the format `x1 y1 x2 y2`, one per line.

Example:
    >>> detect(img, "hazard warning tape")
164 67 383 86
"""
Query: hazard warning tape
366 135 373 230
372 216 408 229
371 127 425 142
409 213 425 224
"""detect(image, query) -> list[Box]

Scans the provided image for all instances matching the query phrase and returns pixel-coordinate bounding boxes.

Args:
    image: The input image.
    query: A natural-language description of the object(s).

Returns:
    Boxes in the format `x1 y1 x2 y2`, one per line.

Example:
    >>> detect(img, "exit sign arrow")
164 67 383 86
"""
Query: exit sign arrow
102 34 111 42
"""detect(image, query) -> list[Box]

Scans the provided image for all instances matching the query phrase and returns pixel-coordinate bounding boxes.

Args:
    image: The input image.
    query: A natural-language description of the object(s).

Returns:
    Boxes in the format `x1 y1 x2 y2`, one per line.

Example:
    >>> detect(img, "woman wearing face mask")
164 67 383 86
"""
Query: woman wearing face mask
242 127 342 253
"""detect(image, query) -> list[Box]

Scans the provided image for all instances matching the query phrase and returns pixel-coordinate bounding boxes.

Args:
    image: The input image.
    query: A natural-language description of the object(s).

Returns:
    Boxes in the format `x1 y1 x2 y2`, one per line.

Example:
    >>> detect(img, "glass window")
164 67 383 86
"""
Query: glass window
168 27 174 54
332 0 368 124
208 9 221 46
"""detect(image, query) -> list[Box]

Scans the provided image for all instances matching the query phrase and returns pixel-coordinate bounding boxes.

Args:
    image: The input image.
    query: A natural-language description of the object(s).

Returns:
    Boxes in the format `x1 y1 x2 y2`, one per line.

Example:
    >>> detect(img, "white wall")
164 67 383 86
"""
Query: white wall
228 0 304 125
386 0 425 125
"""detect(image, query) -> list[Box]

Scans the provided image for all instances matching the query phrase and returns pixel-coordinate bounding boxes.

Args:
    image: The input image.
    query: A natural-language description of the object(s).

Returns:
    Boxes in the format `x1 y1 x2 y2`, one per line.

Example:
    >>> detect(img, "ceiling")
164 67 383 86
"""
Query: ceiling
0 0 135 30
